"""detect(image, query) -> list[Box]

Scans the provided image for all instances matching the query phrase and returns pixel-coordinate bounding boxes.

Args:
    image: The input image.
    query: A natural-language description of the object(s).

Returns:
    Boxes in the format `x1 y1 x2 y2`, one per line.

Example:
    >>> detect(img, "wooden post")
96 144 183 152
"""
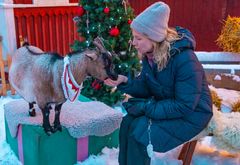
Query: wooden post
0 36 2 59
7 54 15 95
0 60 7 95
0 37 15 95
178 140 198 165
0 36 4 95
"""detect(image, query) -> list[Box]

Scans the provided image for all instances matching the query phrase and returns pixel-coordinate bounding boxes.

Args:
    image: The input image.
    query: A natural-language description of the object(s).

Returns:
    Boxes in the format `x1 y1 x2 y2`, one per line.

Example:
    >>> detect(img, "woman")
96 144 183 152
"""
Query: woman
104 1 213 165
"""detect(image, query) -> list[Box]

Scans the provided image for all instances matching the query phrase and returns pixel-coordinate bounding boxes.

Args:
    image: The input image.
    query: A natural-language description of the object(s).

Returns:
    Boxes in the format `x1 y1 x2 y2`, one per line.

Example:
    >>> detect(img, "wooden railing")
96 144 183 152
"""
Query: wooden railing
14 6 81 55
0 36 15 96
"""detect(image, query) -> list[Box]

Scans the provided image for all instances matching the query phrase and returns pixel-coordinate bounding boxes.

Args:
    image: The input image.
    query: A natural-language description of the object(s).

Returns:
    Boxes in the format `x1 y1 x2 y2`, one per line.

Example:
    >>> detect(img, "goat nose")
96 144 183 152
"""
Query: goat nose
108 67 118 81
110 74 118 81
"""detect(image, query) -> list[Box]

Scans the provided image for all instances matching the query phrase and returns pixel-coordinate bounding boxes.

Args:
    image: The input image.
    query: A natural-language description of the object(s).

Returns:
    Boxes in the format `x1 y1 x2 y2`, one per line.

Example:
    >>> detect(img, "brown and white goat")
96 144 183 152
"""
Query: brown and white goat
9 38 117 135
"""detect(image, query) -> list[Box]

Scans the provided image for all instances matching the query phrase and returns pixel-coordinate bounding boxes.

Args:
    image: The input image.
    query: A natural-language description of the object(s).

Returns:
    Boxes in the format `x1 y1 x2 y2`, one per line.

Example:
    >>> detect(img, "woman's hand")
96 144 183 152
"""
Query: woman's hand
122 98 150 116
104 75 128 87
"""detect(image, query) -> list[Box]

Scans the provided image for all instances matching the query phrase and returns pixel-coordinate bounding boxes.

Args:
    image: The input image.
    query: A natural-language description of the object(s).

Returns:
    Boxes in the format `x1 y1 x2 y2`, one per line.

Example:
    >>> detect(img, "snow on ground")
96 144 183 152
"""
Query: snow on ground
0 89 239 165
209 85 240 109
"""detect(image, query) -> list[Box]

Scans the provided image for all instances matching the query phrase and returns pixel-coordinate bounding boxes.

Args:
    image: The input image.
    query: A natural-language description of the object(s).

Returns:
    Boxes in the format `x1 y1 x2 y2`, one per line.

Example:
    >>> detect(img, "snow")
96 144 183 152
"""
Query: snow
214 75 222 81
195 51 240 75
1 91 239 165
214 74 240 83
195 51 240 64
232 75 240 82
209 86 240 109
202 64 240 70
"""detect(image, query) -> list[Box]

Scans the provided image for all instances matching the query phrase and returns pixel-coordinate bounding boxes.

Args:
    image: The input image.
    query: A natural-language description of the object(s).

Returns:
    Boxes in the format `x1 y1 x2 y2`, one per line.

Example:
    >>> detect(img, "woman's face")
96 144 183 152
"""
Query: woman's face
132 29 154 55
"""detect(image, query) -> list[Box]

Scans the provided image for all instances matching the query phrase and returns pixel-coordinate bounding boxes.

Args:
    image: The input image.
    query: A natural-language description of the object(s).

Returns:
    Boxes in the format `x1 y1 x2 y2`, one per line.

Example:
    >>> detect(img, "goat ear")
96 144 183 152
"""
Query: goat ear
85 50 98 61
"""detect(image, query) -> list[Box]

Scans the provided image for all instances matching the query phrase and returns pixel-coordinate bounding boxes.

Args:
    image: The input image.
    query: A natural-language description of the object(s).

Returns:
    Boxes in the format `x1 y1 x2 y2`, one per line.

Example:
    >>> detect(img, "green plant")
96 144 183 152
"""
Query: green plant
216 16 240 53
231 100 240 112
211 90 222 110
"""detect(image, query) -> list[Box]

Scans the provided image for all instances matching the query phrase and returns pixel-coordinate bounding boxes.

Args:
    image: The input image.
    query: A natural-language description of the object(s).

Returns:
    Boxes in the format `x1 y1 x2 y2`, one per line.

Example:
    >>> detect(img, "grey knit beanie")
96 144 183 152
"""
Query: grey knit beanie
131 1 170 42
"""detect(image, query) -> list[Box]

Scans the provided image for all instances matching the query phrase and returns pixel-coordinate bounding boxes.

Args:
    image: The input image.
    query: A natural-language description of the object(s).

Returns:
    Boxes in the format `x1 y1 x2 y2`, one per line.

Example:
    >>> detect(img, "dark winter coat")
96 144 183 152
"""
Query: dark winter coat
117 26 213 152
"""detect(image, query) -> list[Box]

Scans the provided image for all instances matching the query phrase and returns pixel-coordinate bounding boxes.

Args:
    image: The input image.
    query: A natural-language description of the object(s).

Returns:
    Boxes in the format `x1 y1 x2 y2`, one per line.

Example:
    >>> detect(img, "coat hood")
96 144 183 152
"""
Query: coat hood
170 26 196 55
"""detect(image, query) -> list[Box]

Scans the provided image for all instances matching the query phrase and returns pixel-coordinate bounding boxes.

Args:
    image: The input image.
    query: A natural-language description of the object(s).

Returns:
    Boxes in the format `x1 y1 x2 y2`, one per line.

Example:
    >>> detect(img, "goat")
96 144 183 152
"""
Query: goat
9 37 118 135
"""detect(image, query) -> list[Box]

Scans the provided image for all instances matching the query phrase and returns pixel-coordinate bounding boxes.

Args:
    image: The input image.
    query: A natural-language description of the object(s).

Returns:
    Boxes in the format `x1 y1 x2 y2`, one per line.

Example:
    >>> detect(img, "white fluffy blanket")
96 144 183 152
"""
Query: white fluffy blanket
206 106 240 153
193 105 240 153
4 99 122 138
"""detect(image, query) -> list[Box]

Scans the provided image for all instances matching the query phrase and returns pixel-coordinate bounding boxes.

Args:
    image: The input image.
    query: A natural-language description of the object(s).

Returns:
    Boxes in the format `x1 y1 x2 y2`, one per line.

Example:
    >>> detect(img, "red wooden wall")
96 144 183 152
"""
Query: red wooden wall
129 0 240 51
13 0 32 4
13 0 240 53
14 6 80 55
13 0 78 4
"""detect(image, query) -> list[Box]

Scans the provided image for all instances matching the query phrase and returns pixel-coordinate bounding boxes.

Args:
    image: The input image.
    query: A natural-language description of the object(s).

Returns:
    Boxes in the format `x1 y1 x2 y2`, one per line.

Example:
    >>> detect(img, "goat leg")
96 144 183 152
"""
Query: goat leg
41 103 52 136
28 102 36 117
52 103 63 133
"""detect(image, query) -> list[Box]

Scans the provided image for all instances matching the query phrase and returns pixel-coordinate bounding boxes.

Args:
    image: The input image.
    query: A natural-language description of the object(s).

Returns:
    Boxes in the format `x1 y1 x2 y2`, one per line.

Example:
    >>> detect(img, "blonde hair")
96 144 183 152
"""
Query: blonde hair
153 28 181 71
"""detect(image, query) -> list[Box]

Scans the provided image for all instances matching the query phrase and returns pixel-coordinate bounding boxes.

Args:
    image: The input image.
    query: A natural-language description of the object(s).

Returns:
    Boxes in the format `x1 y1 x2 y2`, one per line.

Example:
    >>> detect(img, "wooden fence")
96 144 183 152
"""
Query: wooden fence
14 6 81 55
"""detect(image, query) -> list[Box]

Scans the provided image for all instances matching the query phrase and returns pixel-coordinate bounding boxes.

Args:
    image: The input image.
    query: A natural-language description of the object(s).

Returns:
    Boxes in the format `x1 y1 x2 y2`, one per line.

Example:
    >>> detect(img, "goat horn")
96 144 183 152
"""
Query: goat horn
93 37 107 53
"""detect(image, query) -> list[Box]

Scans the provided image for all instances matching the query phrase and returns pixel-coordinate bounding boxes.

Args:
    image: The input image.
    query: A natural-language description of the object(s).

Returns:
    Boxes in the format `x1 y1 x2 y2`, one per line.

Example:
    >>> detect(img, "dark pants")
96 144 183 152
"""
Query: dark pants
118 114 151 165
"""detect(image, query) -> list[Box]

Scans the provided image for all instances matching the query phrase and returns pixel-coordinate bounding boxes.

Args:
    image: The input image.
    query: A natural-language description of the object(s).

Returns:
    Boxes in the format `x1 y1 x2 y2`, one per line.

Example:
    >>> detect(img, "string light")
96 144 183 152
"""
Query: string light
86 40 90 47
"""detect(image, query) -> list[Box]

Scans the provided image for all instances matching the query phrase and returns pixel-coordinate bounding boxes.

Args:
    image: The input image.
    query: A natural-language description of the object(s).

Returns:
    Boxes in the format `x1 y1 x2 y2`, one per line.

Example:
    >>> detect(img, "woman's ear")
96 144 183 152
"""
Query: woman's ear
151 42 156 52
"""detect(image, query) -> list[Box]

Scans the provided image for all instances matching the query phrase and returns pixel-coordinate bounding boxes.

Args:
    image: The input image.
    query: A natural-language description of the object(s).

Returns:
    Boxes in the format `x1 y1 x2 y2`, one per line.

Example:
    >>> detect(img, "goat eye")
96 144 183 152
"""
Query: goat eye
104 59 109 65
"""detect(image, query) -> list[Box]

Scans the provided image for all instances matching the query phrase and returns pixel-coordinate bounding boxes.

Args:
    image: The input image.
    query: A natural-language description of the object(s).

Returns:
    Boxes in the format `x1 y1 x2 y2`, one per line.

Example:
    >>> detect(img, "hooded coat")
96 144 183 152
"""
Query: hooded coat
117 26 213 152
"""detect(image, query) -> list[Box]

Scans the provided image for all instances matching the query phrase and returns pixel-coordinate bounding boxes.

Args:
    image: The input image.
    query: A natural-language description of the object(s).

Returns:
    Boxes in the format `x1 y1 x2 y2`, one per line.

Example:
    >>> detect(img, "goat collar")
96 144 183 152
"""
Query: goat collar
61 56 83 102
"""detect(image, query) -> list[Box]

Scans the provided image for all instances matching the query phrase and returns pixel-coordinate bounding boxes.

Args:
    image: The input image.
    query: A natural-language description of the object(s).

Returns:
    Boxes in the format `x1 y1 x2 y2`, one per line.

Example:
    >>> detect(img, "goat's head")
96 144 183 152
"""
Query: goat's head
84 37 118 81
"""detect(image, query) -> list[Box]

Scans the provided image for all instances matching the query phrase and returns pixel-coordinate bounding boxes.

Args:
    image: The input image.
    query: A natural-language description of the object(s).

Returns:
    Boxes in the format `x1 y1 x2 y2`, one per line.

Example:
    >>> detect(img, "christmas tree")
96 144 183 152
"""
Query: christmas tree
72 0 140 106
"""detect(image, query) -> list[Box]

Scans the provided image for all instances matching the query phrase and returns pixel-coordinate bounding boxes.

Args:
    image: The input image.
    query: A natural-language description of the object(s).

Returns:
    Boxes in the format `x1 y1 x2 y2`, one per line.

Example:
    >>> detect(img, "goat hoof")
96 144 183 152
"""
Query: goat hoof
52 125 62 133
43 126 53 136
29 109 36 117
44 129 52 136
58 125 62 132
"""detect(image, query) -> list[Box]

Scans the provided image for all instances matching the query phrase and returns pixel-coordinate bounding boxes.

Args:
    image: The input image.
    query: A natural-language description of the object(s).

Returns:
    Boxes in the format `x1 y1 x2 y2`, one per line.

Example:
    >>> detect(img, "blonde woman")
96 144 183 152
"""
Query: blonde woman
104 2 212 165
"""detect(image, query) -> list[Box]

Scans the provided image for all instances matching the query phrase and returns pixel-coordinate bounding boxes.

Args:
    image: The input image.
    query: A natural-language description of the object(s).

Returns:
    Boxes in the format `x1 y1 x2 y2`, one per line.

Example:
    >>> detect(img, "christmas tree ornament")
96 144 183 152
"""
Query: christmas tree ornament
73 16 81 23
76 6 85 16
109 27 120 37
127 19 132 24
91 79 102 90
103 7 110 14
79 36 85 42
